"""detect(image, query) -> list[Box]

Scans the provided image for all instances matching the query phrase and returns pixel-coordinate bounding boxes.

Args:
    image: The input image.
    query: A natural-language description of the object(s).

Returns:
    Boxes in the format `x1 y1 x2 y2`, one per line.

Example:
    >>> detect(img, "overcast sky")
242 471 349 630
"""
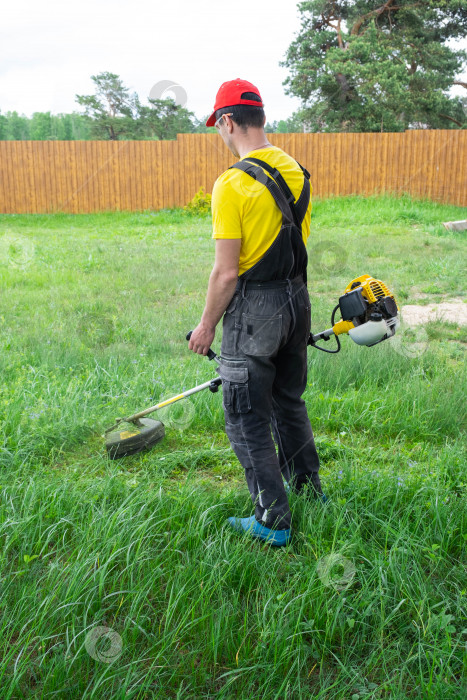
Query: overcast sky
1 0 465 124
1 0 305 123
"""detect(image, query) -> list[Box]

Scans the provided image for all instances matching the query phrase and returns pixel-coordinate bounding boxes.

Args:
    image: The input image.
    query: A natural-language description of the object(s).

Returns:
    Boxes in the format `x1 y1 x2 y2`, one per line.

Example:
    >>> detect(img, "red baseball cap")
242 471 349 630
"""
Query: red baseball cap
206 78 264 127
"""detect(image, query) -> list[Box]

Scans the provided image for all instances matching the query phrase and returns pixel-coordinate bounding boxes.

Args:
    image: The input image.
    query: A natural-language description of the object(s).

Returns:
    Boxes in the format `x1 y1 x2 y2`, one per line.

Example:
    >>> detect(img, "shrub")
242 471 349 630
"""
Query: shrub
184 187 212 215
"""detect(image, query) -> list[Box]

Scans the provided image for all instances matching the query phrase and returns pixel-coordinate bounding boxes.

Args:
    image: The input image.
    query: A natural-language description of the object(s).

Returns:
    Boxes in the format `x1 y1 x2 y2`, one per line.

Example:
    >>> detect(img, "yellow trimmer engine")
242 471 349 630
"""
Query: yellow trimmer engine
309 274 400 353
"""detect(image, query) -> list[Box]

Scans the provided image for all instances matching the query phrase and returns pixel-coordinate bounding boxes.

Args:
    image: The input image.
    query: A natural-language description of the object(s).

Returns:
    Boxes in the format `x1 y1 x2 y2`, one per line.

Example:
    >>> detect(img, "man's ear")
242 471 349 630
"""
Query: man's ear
263 114 266 127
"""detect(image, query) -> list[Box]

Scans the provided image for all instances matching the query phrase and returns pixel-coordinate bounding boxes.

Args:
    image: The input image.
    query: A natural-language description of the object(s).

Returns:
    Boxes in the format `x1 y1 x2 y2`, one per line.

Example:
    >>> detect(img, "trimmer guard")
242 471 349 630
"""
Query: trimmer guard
105 418 165 459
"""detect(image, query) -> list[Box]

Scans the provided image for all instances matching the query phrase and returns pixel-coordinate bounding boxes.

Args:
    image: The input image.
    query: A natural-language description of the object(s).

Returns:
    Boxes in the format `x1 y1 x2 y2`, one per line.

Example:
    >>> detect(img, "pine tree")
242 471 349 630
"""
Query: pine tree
282 1 467 131
75 72 139 140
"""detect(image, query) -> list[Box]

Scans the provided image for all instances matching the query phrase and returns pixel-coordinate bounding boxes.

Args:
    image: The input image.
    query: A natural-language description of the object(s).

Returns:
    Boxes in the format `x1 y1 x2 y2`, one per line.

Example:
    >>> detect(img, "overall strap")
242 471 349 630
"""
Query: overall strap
242 157 297 212
240 157 310 227
229 161 295 224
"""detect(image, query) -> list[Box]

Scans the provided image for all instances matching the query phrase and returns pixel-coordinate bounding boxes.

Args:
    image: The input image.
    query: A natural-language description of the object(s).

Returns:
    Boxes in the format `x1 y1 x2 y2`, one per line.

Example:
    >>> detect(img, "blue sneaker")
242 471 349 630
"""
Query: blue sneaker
227 516 291 546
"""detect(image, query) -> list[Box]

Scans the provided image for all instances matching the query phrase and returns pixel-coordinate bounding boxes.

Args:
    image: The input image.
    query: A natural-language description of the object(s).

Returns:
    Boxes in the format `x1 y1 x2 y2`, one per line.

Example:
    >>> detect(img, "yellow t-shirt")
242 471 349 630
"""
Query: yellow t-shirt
211 145 312 276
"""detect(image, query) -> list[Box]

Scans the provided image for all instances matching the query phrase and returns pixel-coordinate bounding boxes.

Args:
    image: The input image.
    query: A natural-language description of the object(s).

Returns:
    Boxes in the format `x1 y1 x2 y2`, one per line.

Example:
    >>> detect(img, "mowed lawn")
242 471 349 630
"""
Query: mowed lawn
0 195 466 699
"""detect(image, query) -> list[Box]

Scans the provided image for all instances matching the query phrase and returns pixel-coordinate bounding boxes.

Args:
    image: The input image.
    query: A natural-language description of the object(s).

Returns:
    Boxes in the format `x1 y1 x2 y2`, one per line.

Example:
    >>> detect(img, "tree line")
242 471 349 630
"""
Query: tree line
0 72 301 141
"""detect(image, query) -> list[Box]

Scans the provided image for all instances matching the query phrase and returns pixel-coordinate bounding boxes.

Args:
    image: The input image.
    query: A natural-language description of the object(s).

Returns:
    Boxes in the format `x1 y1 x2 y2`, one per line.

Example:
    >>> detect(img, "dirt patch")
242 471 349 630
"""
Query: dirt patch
401 299 467 326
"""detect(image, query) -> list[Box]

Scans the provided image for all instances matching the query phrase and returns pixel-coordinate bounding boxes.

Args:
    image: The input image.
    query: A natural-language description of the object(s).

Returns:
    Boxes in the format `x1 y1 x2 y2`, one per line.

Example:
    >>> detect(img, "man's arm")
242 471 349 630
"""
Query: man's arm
188 238 241 355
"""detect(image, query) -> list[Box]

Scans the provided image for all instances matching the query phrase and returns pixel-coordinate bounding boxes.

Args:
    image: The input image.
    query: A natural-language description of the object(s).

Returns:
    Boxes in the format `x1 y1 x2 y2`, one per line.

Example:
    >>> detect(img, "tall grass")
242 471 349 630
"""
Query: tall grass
0 195 466 698
0 468 465 698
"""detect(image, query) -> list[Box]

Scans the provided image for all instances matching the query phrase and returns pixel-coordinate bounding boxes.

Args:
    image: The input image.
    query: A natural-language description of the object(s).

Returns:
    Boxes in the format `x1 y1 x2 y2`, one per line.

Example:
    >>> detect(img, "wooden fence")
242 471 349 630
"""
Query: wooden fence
0 130 466 214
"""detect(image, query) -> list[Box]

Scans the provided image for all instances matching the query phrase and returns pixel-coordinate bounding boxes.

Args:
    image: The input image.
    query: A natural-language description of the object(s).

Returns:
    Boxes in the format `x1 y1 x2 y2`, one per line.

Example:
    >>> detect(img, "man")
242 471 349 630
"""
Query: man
188 78 325 547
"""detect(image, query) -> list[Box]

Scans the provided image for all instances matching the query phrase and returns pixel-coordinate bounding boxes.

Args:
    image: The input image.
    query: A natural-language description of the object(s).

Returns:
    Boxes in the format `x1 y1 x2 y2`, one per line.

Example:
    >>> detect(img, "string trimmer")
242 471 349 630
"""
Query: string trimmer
104 274 399 458
104 332 221 459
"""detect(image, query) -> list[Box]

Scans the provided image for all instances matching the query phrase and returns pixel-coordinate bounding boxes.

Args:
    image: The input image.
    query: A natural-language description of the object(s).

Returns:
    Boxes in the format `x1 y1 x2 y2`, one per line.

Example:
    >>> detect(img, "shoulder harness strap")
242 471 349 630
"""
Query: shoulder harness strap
233 157 310 227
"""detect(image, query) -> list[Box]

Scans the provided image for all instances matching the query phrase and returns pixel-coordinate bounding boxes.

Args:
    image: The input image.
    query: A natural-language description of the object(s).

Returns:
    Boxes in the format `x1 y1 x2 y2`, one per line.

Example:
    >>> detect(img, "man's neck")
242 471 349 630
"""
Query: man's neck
235 130 272 158
239 142 272 157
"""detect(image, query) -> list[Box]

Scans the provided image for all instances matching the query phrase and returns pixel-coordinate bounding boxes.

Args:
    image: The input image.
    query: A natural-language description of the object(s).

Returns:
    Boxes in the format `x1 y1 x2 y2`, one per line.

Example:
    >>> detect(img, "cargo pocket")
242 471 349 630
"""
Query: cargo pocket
217 360 251 414
240 313 282 356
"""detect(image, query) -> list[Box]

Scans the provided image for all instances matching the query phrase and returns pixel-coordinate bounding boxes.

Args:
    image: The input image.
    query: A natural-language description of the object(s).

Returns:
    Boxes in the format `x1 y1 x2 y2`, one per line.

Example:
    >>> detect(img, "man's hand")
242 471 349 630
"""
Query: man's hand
188 324 215 356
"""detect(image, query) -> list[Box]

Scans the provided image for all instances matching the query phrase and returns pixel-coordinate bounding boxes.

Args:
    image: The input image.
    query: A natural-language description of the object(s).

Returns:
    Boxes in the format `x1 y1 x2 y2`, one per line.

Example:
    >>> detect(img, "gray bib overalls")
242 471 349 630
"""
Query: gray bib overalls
217 157 323 530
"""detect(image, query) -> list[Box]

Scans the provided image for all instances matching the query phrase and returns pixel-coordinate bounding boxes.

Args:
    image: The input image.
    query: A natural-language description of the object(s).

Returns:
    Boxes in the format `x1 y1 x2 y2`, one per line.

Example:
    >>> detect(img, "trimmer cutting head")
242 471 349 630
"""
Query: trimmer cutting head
103 332 222 459
105 418 165 459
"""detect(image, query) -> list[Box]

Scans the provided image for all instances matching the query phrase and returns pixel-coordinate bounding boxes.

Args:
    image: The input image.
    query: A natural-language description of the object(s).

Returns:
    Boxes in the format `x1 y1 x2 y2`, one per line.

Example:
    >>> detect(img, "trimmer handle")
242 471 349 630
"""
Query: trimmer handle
186 331 217 361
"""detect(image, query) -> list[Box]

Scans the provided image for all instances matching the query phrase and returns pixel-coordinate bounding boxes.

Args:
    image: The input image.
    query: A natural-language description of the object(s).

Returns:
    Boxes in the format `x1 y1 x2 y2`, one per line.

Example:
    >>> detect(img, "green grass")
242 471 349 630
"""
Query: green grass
0 194 466 698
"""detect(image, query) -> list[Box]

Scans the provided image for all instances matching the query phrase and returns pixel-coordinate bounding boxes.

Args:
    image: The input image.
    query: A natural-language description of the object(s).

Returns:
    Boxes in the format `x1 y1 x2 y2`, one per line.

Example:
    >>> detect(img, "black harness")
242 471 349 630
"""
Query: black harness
228 157 311 285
